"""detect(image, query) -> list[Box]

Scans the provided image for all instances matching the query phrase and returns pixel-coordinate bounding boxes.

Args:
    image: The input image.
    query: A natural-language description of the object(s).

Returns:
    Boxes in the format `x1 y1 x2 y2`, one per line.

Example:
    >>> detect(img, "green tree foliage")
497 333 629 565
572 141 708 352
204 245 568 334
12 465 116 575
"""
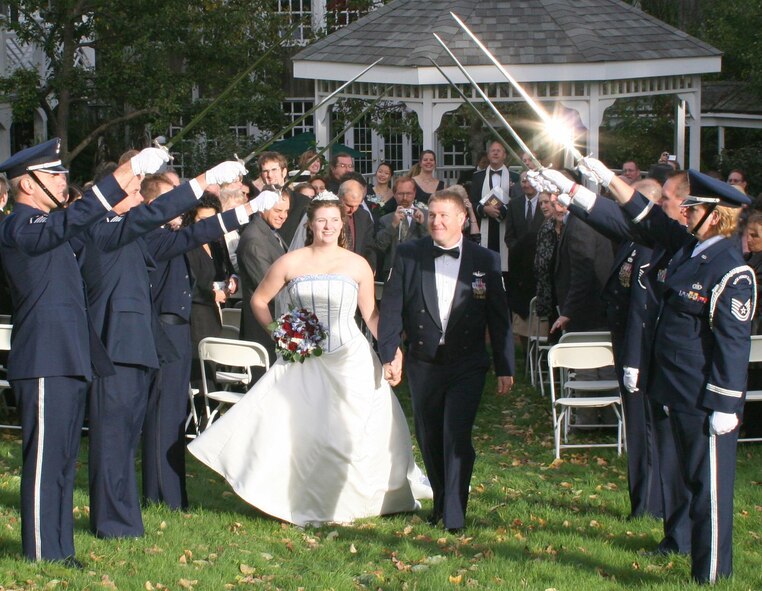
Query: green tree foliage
0 0 291 177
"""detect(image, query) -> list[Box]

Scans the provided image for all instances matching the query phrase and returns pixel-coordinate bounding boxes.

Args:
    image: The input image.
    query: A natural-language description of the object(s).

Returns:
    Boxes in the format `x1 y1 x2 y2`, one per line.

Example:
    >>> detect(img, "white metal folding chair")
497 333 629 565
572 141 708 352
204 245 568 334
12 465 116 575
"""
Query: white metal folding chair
548 342 624 459
198 337 269 428
0 323 18 431
740 335 762 443
220 307 242 331
185 386 201 439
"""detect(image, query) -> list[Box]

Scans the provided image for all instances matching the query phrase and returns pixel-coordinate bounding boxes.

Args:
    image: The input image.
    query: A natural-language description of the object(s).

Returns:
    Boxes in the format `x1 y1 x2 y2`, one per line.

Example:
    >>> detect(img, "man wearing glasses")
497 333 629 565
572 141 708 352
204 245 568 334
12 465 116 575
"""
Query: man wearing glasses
327 152 354 193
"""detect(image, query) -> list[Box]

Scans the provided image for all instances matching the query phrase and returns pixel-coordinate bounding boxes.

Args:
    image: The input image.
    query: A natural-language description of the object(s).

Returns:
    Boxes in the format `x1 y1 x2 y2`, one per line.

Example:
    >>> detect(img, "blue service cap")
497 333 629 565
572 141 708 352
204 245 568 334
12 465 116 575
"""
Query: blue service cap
0 138 68 179
681 168 751 208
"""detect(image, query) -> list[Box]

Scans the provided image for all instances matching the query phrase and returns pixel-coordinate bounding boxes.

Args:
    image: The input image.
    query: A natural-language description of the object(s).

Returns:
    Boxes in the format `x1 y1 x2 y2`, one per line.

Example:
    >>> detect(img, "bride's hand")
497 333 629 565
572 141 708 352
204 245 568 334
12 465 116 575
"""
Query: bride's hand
383 362 402 386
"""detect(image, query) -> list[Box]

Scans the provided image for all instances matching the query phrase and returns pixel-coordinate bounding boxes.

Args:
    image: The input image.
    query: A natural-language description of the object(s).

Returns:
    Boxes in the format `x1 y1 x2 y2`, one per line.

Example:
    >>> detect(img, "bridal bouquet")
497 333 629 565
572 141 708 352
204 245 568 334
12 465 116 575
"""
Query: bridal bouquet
268 307 328 363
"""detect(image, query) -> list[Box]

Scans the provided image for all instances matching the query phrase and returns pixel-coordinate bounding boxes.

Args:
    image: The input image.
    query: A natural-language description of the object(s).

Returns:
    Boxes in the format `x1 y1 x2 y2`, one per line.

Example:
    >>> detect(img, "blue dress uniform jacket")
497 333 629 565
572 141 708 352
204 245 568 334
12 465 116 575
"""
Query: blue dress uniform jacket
141 207 247 509
0 175 126 562
379 236 514 530
621 190 755 584
72 181 201 538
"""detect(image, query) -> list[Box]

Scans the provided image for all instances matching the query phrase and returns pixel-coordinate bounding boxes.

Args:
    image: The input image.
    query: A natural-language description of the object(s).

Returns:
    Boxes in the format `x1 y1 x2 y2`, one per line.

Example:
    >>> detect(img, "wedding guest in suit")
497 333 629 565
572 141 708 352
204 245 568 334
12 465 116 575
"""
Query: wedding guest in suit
379 189 515 533
504 171 544 351
375 177 428 280
339 178 376 272
326 153 354 193
469 140 517 278
0 140 167 565
412 150 445 203
237 190 290 362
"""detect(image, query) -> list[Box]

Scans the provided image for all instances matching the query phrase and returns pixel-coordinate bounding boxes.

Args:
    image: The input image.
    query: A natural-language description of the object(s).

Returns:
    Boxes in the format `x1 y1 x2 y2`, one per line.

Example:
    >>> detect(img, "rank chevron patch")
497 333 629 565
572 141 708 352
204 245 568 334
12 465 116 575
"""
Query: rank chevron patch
731 298 751 322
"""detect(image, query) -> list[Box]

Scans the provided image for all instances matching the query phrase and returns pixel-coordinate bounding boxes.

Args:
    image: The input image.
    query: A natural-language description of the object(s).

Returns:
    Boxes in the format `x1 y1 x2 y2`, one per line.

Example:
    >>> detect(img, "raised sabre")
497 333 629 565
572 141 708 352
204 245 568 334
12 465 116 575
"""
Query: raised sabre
159 19 305 153
283 85 394 189
432 33 542 169
242 58 384 164
451 11 585 162
428 57 524 168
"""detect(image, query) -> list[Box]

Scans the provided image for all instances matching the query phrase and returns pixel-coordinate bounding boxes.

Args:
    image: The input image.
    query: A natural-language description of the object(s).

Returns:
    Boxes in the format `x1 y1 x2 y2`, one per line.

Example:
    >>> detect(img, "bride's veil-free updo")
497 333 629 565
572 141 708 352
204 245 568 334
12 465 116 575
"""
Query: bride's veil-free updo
304 192 349 248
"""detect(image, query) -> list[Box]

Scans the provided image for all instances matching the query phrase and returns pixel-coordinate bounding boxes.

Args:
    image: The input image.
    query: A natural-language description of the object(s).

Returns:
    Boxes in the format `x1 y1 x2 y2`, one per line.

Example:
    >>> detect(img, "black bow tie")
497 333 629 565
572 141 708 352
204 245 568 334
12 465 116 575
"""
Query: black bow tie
433 245 460 259
490 169 502 175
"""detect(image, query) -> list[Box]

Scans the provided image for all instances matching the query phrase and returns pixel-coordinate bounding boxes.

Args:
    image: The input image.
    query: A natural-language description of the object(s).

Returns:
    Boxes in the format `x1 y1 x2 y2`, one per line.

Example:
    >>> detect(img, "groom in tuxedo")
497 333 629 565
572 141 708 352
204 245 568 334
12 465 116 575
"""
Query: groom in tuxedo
378 190 515 532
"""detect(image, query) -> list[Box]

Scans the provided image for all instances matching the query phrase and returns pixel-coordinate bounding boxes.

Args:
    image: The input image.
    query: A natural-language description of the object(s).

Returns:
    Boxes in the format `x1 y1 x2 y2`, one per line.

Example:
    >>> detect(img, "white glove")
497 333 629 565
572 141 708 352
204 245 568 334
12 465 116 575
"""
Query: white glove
556 193 571 207
130 147 171 176
250 190 279 213
623 366 639 393
578 157 615 187
205 161 247 186
535 168 576 195
663 405 670 416
709 411 739 436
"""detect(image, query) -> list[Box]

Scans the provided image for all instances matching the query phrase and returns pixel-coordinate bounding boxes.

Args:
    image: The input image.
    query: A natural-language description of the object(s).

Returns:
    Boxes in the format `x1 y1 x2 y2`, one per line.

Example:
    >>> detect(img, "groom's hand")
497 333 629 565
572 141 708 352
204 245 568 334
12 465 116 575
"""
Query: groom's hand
383 362 402 386
497 376 514 396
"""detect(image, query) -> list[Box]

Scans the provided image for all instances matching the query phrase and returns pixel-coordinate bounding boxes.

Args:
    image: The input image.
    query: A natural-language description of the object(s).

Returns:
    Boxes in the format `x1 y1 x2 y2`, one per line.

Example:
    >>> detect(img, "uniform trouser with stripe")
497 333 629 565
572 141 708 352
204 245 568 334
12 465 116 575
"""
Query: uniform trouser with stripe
15 376 88 561
670 410 738 584
141 322 191 509
88 364 151 538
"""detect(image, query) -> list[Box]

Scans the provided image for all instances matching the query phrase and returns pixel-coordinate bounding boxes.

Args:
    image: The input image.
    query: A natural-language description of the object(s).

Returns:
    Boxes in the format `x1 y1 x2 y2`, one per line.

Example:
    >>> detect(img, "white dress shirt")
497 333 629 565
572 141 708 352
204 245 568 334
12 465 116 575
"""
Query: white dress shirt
434 237 463 344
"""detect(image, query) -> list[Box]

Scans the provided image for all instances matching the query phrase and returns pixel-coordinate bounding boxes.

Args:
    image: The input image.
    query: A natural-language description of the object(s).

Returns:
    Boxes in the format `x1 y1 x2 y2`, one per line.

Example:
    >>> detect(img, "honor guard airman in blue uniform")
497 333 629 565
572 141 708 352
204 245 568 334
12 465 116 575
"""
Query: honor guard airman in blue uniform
565 188 690 555
0 140 166 565
537 163 755 585
71 159 247 539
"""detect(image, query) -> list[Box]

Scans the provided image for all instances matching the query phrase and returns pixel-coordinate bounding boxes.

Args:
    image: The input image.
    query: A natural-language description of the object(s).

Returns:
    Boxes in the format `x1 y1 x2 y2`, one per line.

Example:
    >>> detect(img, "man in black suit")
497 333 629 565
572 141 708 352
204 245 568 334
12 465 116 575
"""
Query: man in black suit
504 171 544 350
237 191 290 361
379 190 515 533
551 196 614 335
339 178 376 272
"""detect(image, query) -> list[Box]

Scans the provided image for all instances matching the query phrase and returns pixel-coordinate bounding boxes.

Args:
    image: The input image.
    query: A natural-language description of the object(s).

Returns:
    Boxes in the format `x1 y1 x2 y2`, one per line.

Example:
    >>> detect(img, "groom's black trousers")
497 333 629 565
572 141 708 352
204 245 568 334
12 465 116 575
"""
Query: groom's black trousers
406 348 488 530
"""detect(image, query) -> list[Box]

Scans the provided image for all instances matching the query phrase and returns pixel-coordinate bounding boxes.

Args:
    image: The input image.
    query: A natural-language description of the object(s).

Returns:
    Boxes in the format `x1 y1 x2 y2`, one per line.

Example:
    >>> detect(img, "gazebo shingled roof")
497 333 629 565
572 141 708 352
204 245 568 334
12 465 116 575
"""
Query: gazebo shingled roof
294 0 720 69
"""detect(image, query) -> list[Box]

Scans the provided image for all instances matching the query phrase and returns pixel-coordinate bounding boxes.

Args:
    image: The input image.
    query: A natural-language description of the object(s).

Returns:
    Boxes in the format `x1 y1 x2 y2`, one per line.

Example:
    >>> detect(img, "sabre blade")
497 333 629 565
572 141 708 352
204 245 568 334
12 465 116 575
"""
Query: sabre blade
243 58 384 164
432 33 542 169
428 58 523 167
451 11 584 162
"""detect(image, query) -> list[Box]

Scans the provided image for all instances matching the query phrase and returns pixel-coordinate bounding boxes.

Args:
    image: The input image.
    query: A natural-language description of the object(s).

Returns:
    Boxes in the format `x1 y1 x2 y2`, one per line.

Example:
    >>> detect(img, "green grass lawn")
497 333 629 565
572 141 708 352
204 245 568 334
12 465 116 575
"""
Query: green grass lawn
0 366 760 590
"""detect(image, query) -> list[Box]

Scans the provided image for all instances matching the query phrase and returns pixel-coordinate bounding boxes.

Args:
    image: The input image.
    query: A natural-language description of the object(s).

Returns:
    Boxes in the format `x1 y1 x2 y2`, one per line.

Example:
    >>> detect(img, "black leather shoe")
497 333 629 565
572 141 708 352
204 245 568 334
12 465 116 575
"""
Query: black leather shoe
446 527 464 535
426 512 442 526
61 556 84 569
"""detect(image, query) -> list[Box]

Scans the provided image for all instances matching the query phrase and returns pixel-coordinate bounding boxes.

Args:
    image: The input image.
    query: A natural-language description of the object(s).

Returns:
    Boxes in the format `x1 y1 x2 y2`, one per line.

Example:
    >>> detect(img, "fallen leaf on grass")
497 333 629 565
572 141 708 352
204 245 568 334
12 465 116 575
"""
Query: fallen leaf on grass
449 574 463 584
178 579 197 589
239 564 255 575
349 543 357 554
100 575 117 589
145 545 163 555
547 458 564 469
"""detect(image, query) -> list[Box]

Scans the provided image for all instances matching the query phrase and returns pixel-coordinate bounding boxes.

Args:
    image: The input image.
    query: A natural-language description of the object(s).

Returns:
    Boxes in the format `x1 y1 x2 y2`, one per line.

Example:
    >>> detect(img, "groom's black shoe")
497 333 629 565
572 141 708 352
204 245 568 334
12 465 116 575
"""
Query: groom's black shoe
425 512 442 526
446 527 464 535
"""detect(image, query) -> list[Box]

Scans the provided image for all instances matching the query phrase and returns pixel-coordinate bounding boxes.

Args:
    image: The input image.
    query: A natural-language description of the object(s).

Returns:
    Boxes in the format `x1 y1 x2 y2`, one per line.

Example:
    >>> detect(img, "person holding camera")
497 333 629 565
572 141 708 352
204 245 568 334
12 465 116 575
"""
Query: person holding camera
375 176 428 280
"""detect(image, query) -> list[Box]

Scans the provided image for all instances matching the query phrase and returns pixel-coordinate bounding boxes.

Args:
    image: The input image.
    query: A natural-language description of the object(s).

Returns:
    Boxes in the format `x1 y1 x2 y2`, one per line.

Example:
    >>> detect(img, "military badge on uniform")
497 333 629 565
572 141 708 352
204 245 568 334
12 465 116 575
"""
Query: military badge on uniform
618 260 632 288
657 268 667 283
692 282 703 290
472 271 486 299
731 298 751 322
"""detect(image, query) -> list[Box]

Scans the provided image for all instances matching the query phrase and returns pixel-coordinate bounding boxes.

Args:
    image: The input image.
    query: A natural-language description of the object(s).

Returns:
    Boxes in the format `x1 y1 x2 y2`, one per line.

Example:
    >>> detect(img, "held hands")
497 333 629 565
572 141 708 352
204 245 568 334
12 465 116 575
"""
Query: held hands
130 147 171 176
250 190 279 213
206 161 247 186
709 411 739 436
577 157 615 187
383 348 404 386
622 366 639 393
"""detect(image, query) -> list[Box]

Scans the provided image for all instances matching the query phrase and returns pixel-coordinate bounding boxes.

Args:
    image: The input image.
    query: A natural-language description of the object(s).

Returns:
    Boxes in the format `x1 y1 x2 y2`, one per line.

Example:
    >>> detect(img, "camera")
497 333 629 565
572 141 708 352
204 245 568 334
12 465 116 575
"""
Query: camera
400 208 415 216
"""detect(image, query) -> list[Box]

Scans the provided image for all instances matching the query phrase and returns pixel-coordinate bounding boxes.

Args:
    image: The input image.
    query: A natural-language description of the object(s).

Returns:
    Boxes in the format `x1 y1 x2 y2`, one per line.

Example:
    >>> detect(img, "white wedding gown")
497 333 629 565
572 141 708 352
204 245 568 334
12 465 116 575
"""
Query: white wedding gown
188 274 431 526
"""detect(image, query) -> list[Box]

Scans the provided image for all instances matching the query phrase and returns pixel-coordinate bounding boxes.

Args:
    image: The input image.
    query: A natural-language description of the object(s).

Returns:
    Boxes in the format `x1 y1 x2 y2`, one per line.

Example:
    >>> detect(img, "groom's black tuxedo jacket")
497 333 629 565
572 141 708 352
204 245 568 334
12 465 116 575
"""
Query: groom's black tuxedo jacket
378 236 514 377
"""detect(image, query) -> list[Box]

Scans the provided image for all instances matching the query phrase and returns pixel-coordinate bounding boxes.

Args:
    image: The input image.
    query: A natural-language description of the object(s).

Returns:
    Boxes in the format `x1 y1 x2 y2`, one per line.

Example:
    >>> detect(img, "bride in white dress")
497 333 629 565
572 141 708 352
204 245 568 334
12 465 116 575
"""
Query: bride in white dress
188 195 431 526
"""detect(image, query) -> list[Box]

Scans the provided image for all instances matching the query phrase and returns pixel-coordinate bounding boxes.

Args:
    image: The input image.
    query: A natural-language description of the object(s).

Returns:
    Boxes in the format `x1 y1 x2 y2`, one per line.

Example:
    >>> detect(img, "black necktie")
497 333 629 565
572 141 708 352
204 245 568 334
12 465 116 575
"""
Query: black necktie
526 200 533 223
433 245 460 259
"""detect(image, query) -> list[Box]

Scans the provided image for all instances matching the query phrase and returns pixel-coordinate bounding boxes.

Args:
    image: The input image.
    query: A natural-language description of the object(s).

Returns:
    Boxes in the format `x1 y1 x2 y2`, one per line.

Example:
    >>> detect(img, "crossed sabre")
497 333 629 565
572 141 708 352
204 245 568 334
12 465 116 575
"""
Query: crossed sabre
430 34 540 169
449 12 585 164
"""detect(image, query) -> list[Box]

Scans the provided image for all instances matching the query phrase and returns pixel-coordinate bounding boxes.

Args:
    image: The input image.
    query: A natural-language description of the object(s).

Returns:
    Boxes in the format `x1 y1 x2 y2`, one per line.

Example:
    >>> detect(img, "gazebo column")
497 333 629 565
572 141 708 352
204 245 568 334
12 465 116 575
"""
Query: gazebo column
718 126 725 155
0 104 12 163
313 82 333 148
675 98 686 168
405 86 460 152
562 88 614 167
679 81 702 170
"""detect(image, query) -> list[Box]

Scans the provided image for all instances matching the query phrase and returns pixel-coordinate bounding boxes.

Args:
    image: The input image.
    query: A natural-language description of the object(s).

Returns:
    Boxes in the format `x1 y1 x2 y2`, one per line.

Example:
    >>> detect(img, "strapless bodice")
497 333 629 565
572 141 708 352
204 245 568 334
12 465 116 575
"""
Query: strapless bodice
286 274 361 352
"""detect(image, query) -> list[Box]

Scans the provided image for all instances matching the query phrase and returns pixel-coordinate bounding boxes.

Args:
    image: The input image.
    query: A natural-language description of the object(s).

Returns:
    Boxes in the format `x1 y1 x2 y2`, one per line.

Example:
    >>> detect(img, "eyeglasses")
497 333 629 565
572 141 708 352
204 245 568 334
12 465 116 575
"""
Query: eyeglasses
336 163 354 169
396 191 415 197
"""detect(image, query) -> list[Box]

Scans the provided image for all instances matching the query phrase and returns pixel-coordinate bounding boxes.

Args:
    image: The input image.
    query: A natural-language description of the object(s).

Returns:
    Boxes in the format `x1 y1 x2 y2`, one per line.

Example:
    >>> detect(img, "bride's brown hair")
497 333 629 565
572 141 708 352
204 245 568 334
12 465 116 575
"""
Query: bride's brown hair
304 199 349 248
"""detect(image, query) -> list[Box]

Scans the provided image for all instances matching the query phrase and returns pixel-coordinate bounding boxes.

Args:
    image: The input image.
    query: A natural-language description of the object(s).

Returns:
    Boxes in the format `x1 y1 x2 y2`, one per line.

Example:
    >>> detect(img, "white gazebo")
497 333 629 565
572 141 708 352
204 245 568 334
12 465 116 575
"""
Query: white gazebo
293 0 722 171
